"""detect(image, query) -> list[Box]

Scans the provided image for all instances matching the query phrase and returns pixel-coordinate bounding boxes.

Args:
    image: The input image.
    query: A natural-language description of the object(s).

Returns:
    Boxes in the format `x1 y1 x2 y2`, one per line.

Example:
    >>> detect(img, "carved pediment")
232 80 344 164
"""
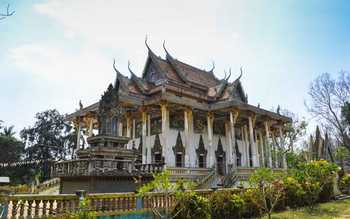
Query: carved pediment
196 135 207 156
215 138 225 157
173 132 185 154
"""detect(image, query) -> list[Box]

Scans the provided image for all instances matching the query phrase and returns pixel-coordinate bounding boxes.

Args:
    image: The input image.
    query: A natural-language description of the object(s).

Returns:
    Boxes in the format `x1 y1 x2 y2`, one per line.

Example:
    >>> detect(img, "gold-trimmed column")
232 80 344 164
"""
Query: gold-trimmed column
243 125 250 167
184 107 194 167
160 102 170 166
207 111 214 168
279 126 287 169
126 113 132 138
248 115 259 167
141 109 147 164
229 110 239 168
264 121 273 168
258 130 265 167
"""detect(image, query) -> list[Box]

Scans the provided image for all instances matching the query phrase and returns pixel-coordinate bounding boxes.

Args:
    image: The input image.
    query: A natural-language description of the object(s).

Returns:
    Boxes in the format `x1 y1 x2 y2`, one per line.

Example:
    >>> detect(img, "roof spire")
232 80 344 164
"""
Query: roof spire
208 61 215 73
226 68 232 81
145 35 151 51
163 40 173 58
112 59 120 89
128 60 137 77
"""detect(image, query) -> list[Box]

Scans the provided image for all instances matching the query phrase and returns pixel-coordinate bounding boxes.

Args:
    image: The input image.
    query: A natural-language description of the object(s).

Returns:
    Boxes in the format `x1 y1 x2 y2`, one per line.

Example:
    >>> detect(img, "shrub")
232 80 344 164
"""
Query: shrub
241 188 263 218
172 192 211 219
282 176 305 208
340 174 350 194
210 190 245 219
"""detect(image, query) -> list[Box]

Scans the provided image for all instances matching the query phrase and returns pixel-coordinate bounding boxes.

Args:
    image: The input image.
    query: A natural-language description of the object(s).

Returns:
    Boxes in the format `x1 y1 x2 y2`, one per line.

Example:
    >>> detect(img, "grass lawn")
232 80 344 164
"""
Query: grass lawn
269 199 350 219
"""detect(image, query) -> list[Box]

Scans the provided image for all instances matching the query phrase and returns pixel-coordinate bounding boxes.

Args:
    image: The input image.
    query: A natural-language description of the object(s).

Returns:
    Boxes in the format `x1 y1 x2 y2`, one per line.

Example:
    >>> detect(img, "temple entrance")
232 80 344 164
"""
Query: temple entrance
176 153 184 167
198 154 205 168
216 155 225 175
215 138 226 175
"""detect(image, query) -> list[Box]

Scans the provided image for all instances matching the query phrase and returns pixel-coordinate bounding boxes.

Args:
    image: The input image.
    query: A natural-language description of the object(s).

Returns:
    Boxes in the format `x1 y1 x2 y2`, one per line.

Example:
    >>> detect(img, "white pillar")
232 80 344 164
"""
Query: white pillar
264 121 273 168
279 127 287 169
207 112 214 168
87 118 93 137
126 114 132 138
229 111 239 168
142 111 147 164
244 125 250 167
258 130 265 167
271 132 278 168
184 108 194 167
76 121 81 152
161 103 170 166
132 119 136 139
118 122 123 136
249 116 259 167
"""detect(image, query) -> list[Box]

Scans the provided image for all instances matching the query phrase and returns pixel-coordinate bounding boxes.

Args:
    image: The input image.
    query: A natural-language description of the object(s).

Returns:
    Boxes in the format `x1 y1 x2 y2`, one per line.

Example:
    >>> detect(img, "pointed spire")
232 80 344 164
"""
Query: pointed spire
113 59 121 90
208 61 215 73
128 60 137 77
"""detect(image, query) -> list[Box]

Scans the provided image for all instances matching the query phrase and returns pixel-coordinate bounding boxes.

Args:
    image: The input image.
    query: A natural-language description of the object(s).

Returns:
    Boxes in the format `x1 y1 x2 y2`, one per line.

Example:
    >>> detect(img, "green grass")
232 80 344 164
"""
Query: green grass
269 199 350 219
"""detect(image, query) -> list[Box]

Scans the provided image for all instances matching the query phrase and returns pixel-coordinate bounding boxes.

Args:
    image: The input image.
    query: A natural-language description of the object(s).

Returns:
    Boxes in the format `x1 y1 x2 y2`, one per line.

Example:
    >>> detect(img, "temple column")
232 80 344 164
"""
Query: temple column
229 111 239 168
249 116 259 167
279 126 287 169
126 113 132 138
75 119 81 153
264 121 273 168
161 102 170 167
271 132 278 168
118 122 123 136
258 130 265 167
184 108 194 167
243 125 250 167
132 119 136 139
141 110 147 164
207 112 214 168
87 118 93 137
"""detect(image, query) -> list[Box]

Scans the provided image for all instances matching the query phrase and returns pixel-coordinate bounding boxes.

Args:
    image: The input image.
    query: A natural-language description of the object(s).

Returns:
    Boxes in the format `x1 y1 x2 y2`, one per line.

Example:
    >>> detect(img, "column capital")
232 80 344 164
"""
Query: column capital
159 100 168 108
230 110 239 124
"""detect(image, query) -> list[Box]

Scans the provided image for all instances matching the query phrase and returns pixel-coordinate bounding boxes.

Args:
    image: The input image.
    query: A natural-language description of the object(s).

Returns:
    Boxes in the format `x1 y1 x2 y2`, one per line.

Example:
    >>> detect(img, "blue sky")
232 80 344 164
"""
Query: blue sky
1 0 350 134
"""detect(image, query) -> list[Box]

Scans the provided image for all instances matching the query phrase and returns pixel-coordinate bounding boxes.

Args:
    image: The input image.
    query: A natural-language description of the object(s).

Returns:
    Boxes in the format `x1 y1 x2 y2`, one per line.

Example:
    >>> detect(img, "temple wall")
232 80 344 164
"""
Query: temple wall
125 124 259 169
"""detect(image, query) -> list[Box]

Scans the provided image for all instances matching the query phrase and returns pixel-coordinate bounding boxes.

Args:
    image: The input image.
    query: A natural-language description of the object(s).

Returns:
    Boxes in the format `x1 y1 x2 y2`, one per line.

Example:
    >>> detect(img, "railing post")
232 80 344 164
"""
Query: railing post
0 197 9 219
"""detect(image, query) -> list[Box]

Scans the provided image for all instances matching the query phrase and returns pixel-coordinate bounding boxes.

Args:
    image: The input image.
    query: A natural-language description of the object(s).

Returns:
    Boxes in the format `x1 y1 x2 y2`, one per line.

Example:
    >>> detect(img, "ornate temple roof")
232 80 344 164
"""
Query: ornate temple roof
68 40 291 123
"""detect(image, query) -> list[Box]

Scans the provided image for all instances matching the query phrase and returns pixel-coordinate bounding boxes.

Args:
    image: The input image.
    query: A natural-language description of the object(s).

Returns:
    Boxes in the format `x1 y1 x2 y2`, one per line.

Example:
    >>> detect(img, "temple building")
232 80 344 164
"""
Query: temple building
54 41 292 193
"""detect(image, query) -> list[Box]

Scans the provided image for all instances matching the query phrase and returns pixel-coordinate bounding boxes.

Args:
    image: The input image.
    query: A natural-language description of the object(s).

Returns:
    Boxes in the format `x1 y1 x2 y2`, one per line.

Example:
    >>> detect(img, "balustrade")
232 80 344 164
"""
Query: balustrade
2 188 241 218
53 159 164 177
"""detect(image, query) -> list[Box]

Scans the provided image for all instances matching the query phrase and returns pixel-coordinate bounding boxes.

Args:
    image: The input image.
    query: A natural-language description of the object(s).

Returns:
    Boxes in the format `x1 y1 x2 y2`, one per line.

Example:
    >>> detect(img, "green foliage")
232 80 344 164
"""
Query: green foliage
339 174 350 194
335 146 350 169
173 192 211 219
247 168 286 219
282 176 306 207
292 160 339 207
210 190 245 219
21 109 75 161
68 199 96 219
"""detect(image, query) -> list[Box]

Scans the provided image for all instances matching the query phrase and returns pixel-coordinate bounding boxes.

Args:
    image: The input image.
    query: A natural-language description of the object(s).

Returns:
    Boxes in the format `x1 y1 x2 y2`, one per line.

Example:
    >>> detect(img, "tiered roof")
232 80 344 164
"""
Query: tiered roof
68 40 291 123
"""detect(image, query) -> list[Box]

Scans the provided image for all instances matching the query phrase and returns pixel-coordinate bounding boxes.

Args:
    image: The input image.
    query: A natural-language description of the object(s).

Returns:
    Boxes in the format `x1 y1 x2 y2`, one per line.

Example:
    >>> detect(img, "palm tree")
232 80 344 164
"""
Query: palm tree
1 125 16 137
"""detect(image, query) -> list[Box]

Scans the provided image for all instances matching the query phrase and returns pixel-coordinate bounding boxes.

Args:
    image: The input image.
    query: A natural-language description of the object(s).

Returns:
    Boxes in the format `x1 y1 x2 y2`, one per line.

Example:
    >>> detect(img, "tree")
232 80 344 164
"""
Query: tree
1 125 16 138
20 109 75 161
280 109 308 152
0 126 24 163
335 146 350 170
0 3 14 20
247 168 285 219
306 72 350 151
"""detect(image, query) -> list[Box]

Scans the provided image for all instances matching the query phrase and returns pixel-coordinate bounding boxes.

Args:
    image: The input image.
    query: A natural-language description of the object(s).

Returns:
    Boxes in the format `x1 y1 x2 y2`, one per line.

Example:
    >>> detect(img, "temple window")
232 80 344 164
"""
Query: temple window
169 109 184 131
154 153 162 164
193 112 206 133
150 116 161 135
213 118 225 136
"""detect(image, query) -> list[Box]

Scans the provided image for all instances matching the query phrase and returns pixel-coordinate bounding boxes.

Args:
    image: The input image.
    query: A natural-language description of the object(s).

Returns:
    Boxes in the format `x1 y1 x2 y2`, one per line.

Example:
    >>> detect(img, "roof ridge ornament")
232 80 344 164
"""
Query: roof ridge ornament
113 59 120 89
163 40 172 58
209 61 215 73
128 60 137 77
